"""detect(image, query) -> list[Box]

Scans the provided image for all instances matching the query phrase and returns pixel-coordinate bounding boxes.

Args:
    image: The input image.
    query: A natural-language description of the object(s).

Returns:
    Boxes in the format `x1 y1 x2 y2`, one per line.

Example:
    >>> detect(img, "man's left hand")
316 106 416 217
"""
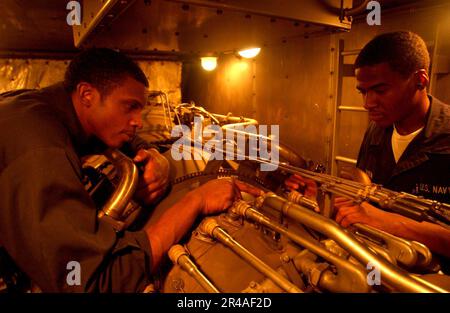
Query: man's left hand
334 197 387 229
133 148 170 205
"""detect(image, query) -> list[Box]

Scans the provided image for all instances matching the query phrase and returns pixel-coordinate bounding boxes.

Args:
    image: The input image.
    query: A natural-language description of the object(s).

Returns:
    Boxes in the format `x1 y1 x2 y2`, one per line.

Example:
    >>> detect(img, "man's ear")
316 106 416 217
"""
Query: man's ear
76 82 96 107
414 69 429 90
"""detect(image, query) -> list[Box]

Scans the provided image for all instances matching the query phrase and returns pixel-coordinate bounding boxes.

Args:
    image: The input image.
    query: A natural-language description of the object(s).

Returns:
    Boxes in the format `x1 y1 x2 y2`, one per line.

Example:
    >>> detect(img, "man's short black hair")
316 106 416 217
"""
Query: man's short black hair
355 31 430 77
64 48 149 97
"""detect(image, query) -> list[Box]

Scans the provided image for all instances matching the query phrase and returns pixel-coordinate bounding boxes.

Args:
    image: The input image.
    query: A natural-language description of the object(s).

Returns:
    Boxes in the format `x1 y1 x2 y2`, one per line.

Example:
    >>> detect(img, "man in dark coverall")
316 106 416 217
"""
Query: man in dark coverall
0 48 241 292
286 31 450 264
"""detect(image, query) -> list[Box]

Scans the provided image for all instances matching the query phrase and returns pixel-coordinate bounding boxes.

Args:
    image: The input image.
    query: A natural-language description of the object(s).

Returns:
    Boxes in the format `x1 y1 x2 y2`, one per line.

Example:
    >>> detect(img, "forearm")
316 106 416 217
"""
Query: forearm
144 191 202 272
374 212 450 258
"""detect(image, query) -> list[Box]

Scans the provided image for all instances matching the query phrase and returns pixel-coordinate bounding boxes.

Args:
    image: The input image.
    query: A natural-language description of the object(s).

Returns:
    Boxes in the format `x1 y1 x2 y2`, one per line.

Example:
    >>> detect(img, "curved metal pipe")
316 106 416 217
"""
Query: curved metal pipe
260 193 448 293
199 218 302 293
168 244 220 293
410 241 433 269
231 201 370 292
344 0 371 17
98 149 139 225
213 113 258 129
216 115 306 168
354 223 419 268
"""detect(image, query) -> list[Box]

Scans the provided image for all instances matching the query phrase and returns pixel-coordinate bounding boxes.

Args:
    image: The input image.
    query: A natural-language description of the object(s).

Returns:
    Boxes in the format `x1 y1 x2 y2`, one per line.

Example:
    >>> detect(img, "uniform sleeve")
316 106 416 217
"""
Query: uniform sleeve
356 126 372 171
0 147 153 292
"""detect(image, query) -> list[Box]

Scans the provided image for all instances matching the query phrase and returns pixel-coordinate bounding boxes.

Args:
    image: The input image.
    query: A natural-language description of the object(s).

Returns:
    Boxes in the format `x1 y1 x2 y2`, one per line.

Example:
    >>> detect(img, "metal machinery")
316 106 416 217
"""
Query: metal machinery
82 95 450 293
1 0 450 294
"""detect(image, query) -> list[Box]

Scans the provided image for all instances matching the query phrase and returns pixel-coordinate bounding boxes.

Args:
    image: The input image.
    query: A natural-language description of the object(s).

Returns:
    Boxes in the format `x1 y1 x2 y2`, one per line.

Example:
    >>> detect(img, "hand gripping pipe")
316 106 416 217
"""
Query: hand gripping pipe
97 149 139 231
248 157 450 228
260 193 448 293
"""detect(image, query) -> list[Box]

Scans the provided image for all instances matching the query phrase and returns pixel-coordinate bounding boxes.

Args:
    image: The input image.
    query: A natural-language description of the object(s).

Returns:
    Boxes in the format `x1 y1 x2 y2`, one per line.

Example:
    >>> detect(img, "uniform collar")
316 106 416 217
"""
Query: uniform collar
423 95 450 139
368 95 449 147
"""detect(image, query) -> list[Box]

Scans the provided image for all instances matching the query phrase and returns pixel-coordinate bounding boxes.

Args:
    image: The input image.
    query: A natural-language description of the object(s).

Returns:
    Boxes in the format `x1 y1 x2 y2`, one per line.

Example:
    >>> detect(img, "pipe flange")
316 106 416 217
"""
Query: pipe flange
199 218 220 238
168 244 188 264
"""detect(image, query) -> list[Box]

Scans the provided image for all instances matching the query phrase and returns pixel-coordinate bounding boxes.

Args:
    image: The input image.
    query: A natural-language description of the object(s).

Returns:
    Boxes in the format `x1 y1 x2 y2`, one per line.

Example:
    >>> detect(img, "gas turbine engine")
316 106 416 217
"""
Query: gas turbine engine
82 96 450 293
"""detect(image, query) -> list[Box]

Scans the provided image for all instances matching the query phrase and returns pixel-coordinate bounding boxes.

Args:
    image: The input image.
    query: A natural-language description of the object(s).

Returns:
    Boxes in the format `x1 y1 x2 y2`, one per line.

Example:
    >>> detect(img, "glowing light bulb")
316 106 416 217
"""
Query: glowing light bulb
237 47 261 59
201 57 217 71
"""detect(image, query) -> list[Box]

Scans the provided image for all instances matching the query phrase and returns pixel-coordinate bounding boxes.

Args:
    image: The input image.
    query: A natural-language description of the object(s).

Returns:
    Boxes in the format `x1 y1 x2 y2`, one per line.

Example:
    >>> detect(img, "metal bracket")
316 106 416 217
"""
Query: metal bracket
72 0 136 48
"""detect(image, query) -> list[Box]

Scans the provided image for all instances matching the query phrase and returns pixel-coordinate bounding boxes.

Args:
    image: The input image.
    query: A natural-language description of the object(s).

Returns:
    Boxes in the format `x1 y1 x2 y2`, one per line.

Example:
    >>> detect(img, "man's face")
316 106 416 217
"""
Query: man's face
87 76 147 148
355 63 416 128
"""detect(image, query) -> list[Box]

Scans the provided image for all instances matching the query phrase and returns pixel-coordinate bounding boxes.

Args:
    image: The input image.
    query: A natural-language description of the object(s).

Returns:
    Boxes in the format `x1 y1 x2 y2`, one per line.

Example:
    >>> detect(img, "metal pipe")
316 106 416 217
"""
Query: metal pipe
212 115 306 168
213 113 258 129
199 218 302 293
287 190 320 212
338 106 367 112
354 223 419 268
253 159 450 227
75 0 120 48
410 241 433 269
99 149 138 220
231 201 370 292
168 245 220 293
261 193 448 293
344 0 371 16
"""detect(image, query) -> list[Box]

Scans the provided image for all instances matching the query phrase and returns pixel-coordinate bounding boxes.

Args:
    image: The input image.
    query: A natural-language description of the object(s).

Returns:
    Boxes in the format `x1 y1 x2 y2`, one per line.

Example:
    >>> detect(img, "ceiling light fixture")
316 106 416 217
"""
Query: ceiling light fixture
237 47 261 59
201 57 217 71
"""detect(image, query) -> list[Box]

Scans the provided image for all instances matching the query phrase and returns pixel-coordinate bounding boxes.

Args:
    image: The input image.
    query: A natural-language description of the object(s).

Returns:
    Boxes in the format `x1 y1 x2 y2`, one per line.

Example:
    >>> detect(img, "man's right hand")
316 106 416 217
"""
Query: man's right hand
189 179 238 215
284 174 318 200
